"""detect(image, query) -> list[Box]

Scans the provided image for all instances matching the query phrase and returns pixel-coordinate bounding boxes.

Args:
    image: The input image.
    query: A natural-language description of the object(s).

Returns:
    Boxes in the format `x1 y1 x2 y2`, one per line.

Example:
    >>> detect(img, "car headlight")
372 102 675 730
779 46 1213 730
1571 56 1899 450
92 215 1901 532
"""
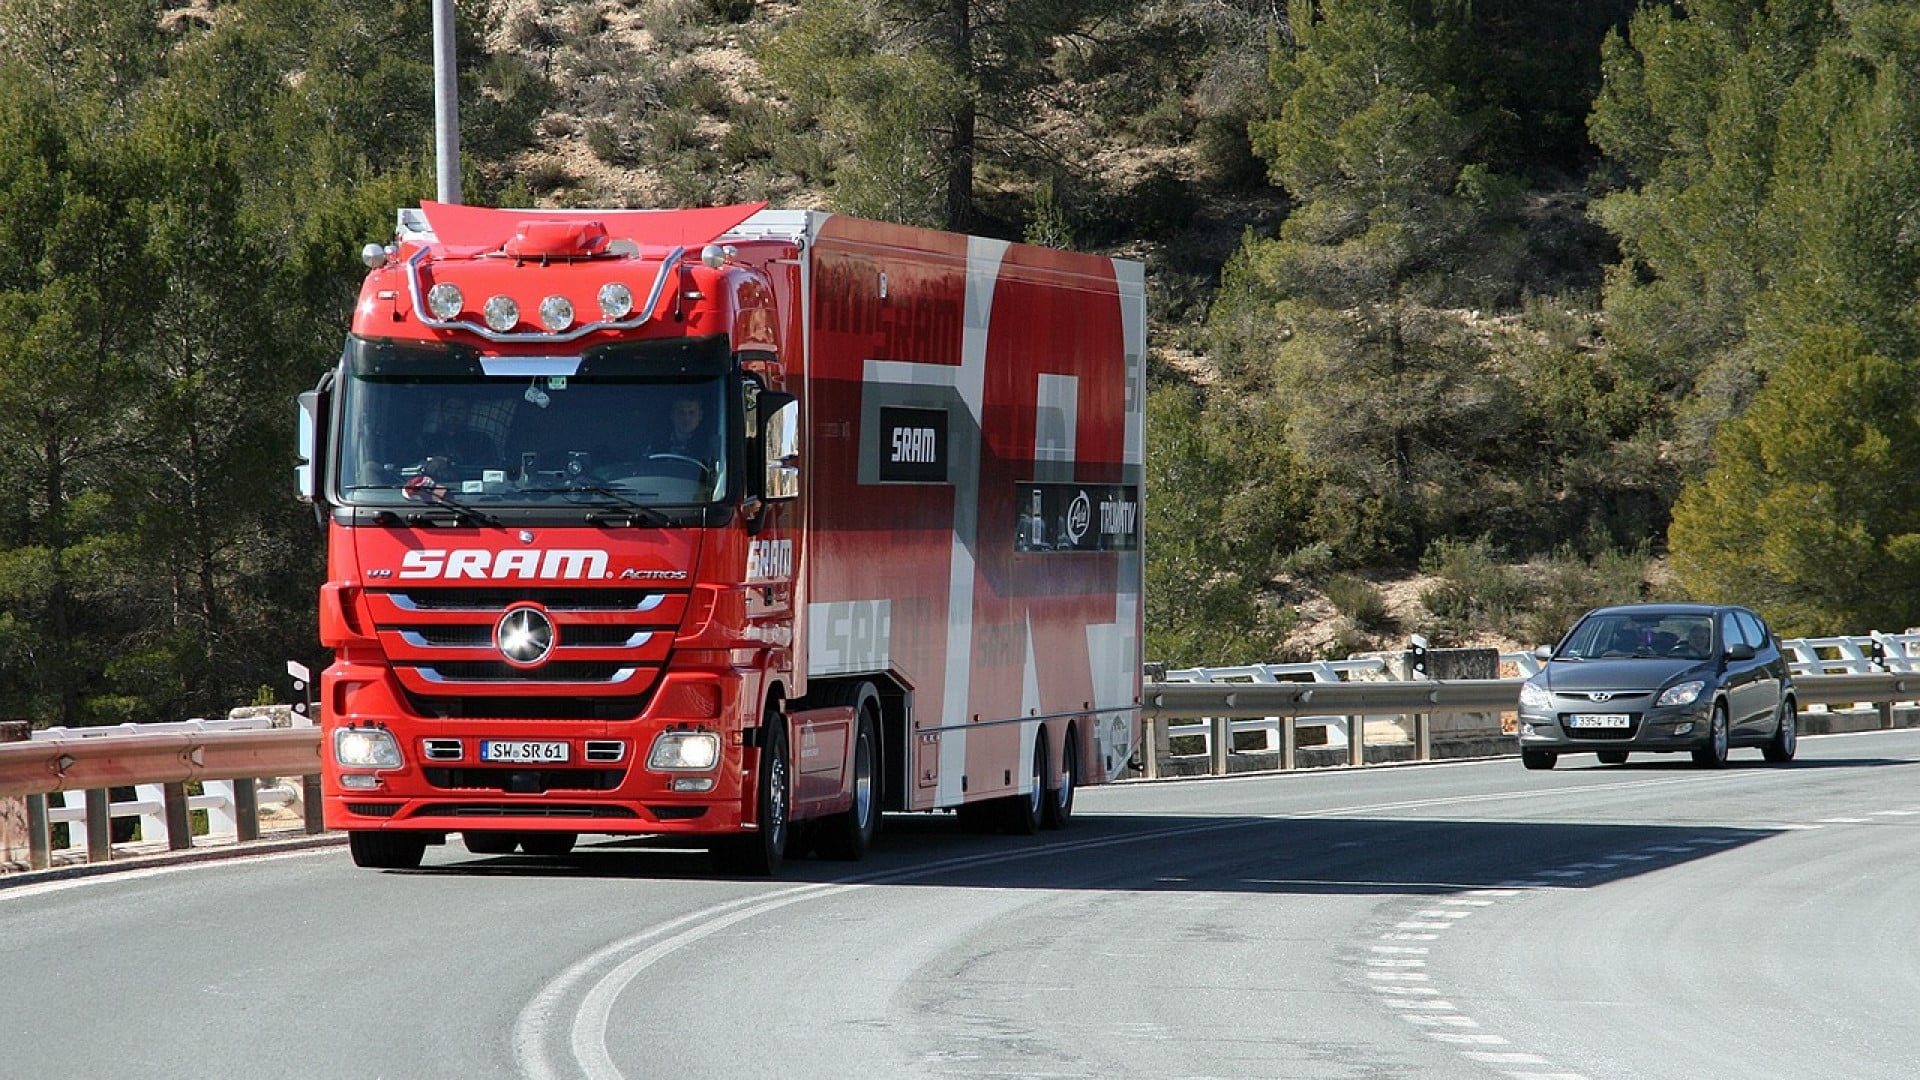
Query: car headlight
648 731 720 771
334 727 402 769
1519 680 1551 710
1658 680 1705 707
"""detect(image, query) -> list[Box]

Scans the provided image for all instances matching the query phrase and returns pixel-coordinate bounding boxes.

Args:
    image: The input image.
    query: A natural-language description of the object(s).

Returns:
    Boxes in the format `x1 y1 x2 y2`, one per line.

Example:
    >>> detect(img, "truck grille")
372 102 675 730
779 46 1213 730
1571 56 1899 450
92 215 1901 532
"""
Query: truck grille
425 767 625 792
433 803 642 819
399 691 647 720
370 585 686 706
389 588 665 612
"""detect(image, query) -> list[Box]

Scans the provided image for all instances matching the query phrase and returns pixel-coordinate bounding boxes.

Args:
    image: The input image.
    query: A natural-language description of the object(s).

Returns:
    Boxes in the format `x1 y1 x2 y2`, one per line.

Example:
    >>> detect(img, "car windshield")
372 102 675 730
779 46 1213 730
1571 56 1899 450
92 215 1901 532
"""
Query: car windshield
334 336 731 509
1560 613 1715 660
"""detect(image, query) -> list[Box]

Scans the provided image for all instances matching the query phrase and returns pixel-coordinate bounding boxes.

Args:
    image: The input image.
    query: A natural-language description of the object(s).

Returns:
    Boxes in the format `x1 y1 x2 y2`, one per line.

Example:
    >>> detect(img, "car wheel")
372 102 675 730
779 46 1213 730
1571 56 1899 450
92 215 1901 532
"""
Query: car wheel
1692 704 1730 768
1763 697 1798 763
1521 749 1557 770
1597 750 1629 765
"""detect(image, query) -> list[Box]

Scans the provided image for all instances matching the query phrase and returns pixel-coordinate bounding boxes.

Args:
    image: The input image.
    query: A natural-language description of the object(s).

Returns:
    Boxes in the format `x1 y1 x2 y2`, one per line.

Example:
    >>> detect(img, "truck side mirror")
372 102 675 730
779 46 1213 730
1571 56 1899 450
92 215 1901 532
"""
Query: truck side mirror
296 388 326 503
760 393 799 501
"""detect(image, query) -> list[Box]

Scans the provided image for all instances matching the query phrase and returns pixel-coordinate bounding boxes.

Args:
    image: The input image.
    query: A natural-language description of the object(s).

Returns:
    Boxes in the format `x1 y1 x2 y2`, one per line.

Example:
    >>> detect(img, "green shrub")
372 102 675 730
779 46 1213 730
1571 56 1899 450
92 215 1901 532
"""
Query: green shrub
1325 573 1389 632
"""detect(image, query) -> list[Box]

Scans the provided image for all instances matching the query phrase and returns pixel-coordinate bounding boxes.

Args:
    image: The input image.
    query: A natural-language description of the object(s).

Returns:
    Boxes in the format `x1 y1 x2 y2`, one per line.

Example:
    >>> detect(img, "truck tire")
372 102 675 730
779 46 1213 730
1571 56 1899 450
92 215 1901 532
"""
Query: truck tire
1001 737 1045 836
815 686 881 861
349 831 427 870
712 709 789 876
1042 724 1078 830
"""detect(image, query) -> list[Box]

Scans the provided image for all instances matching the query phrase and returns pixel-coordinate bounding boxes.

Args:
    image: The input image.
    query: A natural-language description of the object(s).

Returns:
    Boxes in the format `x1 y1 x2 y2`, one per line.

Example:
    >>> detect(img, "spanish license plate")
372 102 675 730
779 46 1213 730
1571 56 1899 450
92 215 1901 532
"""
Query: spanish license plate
480 740 570 764
1568 714 1631 729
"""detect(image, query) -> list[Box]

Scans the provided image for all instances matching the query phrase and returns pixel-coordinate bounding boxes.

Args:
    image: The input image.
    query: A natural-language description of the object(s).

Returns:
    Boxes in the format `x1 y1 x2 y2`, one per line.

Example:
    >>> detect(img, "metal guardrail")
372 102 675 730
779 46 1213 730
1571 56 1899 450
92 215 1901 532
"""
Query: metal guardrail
0 726 323 871
1137 672 1920 779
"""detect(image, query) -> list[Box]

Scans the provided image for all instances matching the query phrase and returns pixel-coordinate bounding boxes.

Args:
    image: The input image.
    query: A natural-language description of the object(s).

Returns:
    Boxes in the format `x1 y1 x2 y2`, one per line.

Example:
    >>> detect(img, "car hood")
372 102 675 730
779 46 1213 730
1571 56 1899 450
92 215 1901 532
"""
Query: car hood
1541 658 1711 693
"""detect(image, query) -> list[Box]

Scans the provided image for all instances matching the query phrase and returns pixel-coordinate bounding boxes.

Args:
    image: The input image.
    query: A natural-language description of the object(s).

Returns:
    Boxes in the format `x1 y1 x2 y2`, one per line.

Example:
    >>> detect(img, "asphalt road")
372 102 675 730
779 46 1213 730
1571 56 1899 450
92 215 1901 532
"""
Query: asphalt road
6 730 1919 1080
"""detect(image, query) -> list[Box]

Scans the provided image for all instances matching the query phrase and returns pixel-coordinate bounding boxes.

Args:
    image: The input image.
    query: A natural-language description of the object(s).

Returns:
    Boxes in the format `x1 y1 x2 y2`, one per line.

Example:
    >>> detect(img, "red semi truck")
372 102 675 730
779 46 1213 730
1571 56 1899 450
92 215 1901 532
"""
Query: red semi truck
295 202 1145 873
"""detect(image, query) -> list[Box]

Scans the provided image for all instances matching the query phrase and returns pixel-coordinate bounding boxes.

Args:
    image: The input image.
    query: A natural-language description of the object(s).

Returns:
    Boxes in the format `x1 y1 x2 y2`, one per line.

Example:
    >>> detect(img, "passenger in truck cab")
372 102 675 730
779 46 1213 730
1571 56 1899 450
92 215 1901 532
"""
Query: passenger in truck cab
651 394 715 460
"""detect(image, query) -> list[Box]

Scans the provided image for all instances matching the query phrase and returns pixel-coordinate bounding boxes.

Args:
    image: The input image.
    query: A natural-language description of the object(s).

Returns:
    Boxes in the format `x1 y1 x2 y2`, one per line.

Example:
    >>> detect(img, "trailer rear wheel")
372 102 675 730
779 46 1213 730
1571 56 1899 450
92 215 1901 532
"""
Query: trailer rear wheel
816 688 880 860
349 831 427 870
1001 737 1045 836
1042 725 1078 830
712 710 789 876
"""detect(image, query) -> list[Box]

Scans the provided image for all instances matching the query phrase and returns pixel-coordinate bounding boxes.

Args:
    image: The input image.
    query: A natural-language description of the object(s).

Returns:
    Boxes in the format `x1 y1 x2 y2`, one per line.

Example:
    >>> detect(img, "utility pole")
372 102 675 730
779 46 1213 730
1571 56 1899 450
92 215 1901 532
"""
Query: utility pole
433 0 460 203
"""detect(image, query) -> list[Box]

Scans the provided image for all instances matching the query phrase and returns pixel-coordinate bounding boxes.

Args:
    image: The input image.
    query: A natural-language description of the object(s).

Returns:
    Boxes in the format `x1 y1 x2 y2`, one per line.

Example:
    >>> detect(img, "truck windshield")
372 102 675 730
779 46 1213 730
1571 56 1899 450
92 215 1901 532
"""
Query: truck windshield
335 336 732 508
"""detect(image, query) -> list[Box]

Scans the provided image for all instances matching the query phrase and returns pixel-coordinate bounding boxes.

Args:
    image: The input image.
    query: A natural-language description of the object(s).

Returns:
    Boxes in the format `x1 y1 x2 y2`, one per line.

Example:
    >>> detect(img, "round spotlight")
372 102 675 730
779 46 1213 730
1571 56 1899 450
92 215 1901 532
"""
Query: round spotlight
483 295 519 333
426 283 464 321
539 295 575 332
598 282 634 320
700 244 727 269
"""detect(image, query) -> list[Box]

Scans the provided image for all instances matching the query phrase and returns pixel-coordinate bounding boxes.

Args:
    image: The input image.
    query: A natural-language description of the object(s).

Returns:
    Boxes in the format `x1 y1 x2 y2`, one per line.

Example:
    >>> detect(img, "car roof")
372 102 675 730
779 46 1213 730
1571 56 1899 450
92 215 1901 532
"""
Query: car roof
1579 602 1740 618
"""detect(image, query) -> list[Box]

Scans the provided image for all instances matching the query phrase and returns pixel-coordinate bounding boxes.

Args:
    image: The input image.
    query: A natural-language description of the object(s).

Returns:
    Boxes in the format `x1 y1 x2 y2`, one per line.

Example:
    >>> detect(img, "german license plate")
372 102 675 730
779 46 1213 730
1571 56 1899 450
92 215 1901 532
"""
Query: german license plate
480 740 569 763
1568 714 1630 729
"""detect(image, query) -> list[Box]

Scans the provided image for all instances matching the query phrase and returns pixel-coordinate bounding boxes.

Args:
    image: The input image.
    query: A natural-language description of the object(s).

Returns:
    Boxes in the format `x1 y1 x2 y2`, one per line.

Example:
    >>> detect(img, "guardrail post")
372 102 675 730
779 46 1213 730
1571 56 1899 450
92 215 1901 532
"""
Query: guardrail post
1209 715 1229 776
84 788 111 863
1879 700 1893 730
1348 716 1364 768
27 793 50 870
163 782 193 852
302 774 325 834
235 778 260 842
1415 712 1431 761
1281 716 1296 771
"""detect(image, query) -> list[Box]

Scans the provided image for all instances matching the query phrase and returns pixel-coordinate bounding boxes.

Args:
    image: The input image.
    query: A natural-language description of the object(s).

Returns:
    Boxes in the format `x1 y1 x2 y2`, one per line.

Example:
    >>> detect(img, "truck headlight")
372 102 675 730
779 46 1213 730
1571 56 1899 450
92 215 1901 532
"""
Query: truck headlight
648 731 720 771
334 727 403 769
1518 680 1551 711
1658 681 1705 707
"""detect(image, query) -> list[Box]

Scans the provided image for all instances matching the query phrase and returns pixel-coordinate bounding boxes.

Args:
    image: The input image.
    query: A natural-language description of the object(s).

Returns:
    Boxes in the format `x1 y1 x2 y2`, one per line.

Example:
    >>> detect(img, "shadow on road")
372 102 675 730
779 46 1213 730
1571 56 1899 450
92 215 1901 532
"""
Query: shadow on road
397 811 1786 898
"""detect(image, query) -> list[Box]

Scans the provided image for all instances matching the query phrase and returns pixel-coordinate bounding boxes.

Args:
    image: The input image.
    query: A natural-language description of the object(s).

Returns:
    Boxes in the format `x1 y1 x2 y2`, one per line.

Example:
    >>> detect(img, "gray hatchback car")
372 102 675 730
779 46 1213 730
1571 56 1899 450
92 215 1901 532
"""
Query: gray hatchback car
1516 602 1798 770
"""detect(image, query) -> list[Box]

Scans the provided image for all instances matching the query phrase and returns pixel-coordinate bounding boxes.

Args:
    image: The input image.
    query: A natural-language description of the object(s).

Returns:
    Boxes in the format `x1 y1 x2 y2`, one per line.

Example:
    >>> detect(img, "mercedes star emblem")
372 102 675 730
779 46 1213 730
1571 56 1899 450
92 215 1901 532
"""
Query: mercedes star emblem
497 606 555 666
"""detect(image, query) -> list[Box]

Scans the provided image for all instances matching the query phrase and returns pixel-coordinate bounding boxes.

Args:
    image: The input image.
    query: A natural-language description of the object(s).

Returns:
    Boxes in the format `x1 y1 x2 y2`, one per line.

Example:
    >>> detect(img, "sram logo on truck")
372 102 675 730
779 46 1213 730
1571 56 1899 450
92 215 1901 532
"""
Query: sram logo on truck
398 549 610 580
746 538 793 582
878 406 948 483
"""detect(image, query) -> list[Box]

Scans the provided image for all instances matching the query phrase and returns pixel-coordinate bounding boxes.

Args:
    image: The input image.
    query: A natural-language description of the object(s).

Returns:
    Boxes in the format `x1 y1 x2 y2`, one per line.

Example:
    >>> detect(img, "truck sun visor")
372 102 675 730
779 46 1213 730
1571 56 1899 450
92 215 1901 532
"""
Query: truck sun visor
420 201 769 253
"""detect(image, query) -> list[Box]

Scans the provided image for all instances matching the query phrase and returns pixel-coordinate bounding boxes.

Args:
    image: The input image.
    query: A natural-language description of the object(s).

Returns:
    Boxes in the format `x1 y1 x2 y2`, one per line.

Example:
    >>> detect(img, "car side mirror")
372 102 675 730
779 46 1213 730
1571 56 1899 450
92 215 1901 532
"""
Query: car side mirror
1726 643 1755 661
1533 645 1552 661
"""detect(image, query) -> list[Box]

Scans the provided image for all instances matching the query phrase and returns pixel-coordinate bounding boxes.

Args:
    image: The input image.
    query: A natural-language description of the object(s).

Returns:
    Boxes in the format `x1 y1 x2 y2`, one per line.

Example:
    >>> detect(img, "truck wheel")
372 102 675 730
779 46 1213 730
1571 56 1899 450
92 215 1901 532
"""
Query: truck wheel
349 831 427 870
1000 737 1045 836
1042 725 1078 830
816 693 880 860
713 710 789 876
519 833 576 858
463 832 519 856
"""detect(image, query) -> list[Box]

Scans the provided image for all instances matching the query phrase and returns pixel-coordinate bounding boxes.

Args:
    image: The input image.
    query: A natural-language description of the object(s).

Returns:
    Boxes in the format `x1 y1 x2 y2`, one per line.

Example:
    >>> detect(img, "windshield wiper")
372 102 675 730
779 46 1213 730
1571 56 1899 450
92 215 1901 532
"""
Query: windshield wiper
522 484 674 527
397 477 500 526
